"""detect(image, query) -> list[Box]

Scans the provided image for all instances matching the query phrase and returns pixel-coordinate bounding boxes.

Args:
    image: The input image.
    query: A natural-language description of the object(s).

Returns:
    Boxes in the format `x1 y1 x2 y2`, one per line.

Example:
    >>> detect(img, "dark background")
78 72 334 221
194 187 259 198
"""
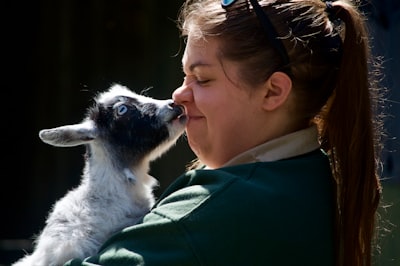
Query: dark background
1 0 399 265
1 0 194 264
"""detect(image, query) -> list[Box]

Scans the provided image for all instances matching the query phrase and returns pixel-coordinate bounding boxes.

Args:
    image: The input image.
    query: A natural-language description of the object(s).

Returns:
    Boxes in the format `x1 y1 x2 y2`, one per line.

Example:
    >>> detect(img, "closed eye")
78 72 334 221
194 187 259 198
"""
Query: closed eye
197 79 210 85
184 74 211 86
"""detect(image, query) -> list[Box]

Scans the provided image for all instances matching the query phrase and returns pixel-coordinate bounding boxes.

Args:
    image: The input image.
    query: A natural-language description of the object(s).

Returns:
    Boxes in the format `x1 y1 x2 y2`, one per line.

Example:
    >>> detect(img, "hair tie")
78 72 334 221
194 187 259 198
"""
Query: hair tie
325 1 333 10
323 1 343 61
325 1 338 21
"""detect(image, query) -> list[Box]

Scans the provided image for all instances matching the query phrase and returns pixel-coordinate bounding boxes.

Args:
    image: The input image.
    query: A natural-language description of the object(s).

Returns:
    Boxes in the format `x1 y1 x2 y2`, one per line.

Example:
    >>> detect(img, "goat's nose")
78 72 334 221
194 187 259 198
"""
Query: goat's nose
167 100 185 116
167 99 174 107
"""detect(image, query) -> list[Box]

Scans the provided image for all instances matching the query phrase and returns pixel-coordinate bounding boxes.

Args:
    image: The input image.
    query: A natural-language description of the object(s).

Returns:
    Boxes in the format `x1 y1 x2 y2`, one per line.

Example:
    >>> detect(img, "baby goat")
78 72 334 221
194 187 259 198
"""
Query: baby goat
12 84 186 266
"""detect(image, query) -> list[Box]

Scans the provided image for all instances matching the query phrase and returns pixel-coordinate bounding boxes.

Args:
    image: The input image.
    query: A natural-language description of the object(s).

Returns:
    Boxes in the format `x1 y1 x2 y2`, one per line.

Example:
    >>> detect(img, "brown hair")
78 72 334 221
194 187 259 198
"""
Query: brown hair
178 0 384 265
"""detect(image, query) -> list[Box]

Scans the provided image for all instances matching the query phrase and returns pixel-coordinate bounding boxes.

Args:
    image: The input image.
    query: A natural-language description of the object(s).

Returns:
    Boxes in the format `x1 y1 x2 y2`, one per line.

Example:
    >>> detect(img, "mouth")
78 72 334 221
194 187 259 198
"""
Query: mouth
170 104 187 124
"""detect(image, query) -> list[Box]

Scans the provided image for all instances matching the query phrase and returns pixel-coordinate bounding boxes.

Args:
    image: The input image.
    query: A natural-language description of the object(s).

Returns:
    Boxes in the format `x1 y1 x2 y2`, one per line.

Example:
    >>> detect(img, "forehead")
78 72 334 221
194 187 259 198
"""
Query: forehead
96 85 155 105
182 37 221 72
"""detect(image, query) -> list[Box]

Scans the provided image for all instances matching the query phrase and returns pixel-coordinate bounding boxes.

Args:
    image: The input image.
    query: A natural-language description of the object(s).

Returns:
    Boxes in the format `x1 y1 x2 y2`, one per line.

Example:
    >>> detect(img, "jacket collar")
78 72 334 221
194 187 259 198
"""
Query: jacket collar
221 125 320 167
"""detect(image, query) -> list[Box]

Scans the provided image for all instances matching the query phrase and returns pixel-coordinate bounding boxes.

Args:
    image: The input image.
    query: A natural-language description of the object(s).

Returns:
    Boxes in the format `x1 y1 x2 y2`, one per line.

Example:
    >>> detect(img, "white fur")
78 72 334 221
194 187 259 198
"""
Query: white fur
12 84 186 266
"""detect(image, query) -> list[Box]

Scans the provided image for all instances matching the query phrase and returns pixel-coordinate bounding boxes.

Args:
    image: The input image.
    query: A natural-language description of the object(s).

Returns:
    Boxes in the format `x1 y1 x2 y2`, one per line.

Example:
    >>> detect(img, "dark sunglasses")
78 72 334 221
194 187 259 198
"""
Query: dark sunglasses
221 0 290 67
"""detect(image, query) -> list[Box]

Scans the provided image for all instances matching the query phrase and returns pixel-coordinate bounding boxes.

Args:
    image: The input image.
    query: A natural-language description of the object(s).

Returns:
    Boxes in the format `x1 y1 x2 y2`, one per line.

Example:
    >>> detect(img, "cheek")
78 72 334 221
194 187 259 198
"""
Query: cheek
195 88 231 113
206 106 239 139
213 100 259 135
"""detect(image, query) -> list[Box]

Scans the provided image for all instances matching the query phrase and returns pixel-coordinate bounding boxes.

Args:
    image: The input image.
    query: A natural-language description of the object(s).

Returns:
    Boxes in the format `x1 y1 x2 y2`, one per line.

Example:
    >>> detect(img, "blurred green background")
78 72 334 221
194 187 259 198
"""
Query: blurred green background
1 0 398 265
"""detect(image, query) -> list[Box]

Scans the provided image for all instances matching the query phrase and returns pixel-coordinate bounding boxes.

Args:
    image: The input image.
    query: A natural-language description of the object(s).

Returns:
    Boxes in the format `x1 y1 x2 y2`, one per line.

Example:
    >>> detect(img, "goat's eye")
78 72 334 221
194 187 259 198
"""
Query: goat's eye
116 104 128 115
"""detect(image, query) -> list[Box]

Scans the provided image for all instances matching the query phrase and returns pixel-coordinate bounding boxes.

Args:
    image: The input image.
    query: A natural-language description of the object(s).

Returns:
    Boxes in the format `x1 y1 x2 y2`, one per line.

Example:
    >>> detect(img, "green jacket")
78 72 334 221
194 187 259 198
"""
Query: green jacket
66 149 334 266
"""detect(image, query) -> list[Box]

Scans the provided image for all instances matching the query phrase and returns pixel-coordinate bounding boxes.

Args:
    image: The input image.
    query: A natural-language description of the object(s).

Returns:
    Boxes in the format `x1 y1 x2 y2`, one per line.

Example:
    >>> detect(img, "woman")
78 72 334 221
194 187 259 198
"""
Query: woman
66 0 384 265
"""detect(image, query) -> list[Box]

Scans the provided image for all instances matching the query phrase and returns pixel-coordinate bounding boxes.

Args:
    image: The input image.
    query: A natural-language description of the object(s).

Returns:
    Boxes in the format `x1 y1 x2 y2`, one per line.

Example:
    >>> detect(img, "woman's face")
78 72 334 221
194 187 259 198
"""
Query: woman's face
173 37 270 168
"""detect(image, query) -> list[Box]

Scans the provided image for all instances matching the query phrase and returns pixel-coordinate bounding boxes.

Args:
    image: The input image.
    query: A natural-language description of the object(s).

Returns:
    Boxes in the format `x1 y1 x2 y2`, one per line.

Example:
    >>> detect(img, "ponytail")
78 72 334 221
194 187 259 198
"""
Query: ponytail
318 1 383 265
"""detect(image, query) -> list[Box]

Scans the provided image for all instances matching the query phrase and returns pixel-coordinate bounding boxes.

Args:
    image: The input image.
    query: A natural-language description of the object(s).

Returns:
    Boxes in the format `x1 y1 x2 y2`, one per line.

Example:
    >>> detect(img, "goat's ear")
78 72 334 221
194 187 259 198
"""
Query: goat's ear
39 120 97 147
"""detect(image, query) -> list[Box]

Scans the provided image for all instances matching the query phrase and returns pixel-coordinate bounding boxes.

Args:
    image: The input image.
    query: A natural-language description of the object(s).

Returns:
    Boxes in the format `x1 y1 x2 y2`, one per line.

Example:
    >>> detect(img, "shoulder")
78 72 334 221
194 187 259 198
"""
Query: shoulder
149 164 257 220
152 149 332 221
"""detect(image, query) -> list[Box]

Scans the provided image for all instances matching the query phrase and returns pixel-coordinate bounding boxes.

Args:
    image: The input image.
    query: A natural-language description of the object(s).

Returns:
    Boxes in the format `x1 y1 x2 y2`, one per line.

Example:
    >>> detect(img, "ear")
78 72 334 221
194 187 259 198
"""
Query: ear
39 120 97 147
262 72 292 111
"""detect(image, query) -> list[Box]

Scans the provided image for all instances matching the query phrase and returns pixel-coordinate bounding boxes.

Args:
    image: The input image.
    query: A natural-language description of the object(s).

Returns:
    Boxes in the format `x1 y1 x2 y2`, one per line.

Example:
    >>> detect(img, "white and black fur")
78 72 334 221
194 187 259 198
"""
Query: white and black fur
12 84 186 266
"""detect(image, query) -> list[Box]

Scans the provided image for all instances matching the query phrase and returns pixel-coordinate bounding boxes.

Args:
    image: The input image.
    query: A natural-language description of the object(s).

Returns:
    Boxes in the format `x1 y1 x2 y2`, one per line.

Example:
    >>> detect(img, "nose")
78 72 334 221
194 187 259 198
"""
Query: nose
172 82 193 105
167 100 184 115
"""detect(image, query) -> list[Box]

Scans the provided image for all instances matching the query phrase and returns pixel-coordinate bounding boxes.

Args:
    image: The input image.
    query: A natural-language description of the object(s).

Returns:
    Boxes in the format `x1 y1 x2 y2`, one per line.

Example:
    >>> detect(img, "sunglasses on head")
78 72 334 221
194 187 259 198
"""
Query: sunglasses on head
221 0 290 67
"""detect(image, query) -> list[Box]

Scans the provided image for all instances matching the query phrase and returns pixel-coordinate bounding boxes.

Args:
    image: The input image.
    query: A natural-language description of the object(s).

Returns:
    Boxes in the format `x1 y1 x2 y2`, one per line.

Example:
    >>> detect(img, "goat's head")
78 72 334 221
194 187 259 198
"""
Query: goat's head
39 84 187 171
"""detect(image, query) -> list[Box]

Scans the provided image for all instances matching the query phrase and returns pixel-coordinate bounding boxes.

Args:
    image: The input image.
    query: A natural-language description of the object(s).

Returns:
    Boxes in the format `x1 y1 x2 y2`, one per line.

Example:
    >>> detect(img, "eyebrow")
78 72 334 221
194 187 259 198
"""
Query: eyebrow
184 61 213 73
